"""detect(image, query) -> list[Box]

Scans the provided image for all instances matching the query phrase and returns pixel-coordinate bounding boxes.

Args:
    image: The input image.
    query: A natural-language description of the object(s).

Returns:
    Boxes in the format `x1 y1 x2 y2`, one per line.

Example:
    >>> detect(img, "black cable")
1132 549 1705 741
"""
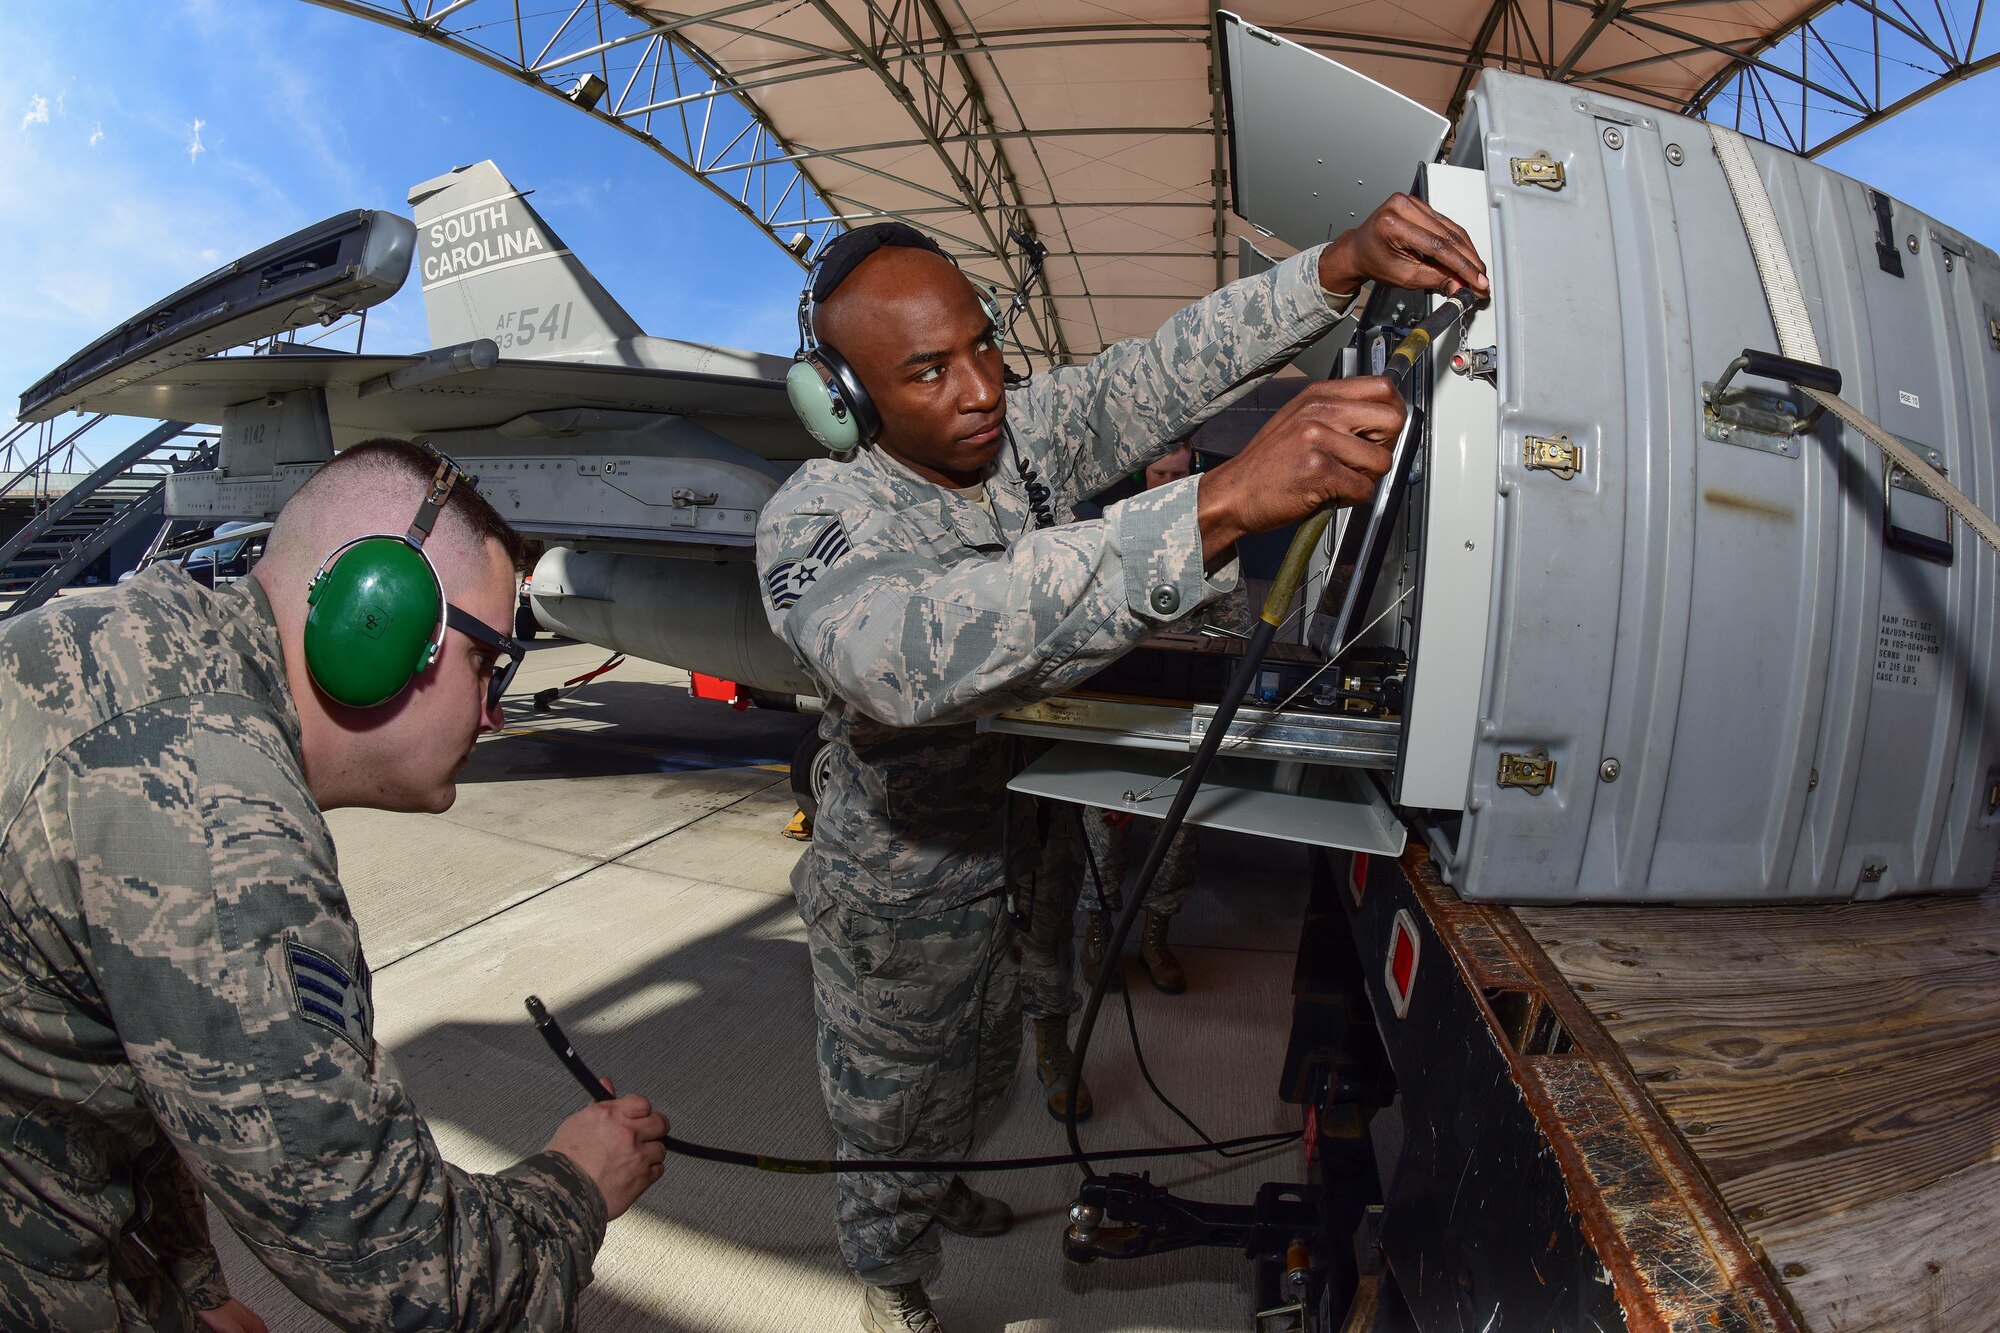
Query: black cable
1009 426 1058 532
527 996 1297 1177
1074 802 1121 915
1062 620 1279 1176
1000 227 1049 351
660 1127 1298 1176
1059 287 1482 1178
1077 807 1248 1157
1118 984 1263 1155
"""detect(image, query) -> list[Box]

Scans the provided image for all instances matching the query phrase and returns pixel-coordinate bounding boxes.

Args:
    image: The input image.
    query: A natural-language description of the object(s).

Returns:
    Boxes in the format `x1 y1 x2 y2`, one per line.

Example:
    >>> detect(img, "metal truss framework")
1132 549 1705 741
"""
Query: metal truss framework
308 0 1994 366
1447 1 1996 158
307 0 1069 359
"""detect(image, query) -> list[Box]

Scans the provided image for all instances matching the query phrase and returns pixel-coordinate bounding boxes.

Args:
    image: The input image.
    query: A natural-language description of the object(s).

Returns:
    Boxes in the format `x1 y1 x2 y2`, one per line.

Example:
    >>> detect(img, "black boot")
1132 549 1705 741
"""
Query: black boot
1081 912 1123 991
934 1175 1014 1237
1032 1015 1093 1121
1140 910 1186 994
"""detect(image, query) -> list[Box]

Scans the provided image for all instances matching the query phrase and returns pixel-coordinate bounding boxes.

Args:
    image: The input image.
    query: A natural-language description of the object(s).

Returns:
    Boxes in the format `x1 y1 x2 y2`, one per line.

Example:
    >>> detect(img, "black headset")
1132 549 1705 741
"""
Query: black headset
786 224 1004 455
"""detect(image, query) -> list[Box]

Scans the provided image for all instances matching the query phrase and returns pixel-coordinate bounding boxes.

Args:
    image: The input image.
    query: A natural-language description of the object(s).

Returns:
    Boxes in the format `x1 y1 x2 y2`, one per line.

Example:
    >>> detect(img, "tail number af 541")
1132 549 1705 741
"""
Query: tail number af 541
494 303 575 350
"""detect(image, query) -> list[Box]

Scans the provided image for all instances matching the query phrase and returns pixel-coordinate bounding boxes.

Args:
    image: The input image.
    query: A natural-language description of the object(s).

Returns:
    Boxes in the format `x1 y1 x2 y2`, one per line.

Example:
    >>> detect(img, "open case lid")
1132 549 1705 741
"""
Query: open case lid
1216 10 1448 252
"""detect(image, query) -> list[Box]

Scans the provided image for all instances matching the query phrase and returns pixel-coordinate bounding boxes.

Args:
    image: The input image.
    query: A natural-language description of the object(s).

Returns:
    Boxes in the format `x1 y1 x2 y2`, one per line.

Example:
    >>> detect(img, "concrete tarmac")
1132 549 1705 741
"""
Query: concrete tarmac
209 637 1315 1332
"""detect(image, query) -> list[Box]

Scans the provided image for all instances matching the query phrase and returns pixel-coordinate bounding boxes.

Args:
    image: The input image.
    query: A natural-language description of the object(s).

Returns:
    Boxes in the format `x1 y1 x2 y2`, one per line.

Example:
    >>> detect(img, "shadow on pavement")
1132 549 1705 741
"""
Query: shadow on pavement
464 680 817 783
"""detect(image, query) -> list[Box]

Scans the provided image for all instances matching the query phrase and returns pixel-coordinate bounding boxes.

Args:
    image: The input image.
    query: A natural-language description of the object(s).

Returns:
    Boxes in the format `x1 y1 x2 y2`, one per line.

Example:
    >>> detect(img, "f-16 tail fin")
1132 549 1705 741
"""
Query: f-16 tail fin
408 161 642 357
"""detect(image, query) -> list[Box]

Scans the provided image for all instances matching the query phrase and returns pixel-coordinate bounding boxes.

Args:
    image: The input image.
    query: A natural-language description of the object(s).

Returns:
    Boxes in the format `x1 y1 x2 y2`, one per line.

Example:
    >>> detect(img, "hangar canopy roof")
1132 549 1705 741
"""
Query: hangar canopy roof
322 0 1997 368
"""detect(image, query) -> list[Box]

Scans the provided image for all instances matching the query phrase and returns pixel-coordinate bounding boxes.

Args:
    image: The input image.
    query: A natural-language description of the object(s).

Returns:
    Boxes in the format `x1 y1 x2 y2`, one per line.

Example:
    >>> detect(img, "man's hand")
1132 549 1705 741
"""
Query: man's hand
547 1094 670 1220
198 1299 268 1333
1196 377 1406 562
1320 193 1489 299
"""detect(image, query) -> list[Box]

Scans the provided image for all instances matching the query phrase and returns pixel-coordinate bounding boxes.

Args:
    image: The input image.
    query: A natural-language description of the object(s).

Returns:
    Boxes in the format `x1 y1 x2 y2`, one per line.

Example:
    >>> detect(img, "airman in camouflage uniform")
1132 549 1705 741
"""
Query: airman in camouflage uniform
758 201 1485 1330
0 440 666 1331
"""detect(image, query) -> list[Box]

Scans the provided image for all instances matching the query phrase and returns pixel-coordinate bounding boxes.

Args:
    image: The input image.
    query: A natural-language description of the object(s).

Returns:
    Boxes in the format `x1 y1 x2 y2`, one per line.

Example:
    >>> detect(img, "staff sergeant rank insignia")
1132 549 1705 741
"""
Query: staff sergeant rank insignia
766 518 851 610
285 941 375 1056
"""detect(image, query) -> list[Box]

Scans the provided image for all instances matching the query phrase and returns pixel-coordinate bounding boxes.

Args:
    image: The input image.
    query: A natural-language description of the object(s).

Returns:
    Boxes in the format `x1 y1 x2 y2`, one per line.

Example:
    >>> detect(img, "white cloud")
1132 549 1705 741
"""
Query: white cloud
20 94 48 129
186 116 204 163
87 121 102 147
179 1 366 202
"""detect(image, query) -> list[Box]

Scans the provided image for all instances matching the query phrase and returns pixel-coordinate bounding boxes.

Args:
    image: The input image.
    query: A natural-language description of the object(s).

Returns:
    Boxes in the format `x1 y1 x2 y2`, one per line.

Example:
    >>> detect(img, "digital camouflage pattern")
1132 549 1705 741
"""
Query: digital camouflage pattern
1018 798 1086 1023
1018 575 1252 1017
0 566 606 1332
1023 804 1204 1022
758 244 1343 923
1081 810 1197 918
757 245 1349 1281
805 894 1019 1286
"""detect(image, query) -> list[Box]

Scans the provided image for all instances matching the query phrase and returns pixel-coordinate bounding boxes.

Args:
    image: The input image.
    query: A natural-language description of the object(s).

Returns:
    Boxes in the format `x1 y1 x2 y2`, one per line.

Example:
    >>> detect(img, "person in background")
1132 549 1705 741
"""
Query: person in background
1019 443 1255 1134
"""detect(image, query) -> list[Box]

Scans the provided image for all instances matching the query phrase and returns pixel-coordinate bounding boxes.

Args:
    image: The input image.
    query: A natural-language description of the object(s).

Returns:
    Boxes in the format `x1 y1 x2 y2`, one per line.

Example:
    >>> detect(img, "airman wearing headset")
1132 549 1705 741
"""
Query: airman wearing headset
0 437 668 1333
757 202 1487 1332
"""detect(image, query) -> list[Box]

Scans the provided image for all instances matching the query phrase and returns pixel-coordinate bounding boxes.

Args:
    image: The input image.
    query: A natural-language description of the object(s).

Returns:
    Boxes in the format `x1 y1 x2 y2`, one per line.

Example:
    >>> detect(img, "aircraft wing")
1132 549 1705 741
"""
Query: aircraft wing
71 351 813 461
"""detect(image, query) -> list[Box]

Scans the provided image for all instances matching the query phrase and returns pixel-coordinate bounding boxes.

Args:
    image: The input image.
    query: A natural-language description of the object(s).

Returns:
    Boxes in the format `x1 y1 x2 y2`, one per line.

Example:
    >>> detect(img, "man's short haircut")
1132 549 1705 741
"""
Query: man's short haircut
809 222 951 303
291 438 526 569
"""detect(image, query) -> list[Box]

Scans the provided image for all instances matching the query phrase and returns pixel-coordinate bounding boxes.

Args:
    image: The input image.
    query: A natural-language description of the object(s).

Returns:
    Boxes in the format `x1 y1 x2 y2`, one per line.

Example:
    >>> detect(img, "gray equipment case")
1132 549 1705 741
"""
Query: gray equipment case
999 55 2000 905
1437 71 1999 902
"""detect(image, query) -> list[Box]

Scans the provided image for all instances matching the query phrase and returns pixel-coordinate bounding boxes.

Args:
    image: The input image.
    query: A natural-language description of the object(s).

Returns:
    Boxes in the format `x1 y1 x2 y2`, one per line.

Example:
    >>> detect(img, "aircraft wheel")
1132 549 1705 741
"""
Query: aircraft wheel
791 730 833 823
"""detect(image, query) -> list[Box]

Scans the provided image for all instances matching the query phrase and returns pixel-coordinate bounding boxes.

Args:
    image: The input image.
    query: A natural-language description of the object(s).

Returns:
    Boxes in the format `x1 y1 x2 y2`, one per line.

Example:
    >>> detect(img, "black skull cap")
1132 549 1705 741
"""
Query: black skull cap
809 223 950 303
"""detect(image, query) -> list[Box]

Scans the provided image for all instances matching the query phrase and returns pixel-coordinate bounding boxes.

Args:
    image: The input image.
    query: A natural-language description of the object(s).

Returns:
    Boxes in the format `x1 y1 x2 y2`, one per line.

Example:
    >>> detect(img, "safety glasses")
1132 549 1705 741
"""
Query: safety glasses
444 604 527 713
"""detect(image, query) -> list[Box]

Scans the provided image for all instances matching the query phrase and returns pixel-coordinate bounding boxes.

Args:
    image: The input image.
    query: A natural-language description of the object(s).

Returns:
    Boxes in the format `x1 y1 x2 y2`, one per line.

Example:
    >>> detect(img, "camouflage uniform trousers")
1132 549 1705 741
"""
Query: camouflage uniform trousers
1020 806 1198 1020
1018 800 1083 1023
804 891 1022 1287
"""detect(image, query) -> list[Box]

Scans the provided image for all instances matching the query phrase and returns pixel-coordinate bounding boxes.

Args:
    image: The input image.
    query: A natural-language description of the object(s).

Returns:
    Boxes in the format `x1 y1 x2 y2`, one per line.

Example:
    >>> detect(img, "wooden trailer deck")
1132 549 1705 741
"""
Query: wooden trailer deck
1351 845 2000 1332
1519 892 2000 1331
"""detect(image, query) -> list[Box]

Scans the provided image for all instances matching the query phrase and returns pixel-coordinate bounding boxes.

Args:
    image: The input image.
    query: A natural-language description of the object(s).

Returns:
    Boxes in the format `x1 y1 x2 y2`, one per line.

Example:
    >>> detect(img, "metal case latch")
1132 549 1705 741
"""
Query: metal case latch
1524 434 1581 479
1510 151 1565 190
1498 749 1556 795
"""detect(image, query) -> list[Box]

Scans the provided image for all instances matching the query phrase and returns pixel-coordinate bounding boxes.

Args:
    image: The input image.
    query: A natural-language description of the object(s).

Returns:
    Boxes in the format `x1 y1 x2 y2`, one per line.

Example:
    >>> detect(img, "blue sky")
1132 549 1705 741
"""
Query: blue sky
0 0 808 453
4 1 1996 459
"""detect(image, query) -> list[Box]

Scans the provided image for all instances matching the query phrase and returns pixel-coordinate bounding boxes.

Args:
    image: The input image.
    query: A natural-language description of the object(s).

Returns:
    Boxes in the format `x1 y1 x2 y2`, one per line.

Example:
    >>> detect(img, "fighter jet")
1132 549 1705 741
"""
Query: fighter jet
20 161 819 701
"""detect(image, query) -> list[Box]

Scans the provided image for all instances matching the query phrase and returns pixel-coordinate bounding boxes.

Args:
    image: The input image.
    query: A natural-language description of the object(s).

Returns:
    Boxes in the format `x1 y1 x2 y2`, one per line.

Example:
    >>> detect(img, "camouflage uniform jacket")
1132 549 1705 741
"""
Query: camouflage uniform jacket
759 246 1347 920
0 566 606 1332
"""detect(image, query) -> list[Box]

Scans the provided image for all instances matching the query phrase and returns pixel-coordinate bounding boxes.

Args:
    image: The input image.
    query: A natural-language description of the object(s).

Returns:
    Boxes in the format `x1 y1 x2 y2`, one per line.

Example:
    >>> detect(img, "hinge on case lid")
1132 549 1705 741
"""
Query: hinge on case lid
1498 749 1555 795
1524 434 1581 479
1510 151 1564 190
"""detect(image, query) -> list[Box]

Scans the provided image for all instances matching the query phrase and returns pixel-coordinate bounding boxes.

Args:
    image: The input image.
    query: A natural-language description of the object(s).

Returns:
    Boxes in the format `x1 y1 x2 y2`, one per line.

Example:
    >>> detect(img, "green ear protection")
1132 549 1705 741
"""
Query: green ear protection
787 229 1004 455
302 458 460 709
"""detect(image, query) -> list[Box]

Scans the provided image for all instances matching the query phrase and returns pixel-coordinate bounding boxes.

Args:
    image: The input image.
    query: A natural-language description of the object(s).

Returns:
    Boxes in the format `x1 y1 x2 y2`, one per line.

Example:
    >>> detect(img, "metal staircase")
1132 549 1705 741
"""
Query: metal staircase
0 417 214 620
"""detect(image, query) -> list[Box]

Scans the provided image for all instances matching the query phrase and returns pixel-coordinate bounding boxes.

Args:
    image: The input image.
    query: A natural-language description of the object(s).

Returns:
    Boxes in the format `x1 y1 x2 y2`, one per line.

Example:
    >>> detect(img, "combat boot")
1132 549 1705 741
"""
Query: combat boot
934 1174 1014 1236
1140 910 1186 994
1032 1015 1093 1122
861 1281 944 1333
1081 912 1123 991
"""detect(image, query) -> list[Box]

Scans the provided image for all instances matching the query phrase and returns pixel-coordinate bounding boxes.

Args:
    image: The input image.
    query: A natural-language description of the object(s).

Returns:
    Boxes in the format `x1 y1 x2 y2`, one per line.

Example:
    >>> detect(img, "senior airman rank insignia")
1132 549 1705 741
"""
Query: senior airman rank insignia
286 941 374 1056
766 518 851 610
